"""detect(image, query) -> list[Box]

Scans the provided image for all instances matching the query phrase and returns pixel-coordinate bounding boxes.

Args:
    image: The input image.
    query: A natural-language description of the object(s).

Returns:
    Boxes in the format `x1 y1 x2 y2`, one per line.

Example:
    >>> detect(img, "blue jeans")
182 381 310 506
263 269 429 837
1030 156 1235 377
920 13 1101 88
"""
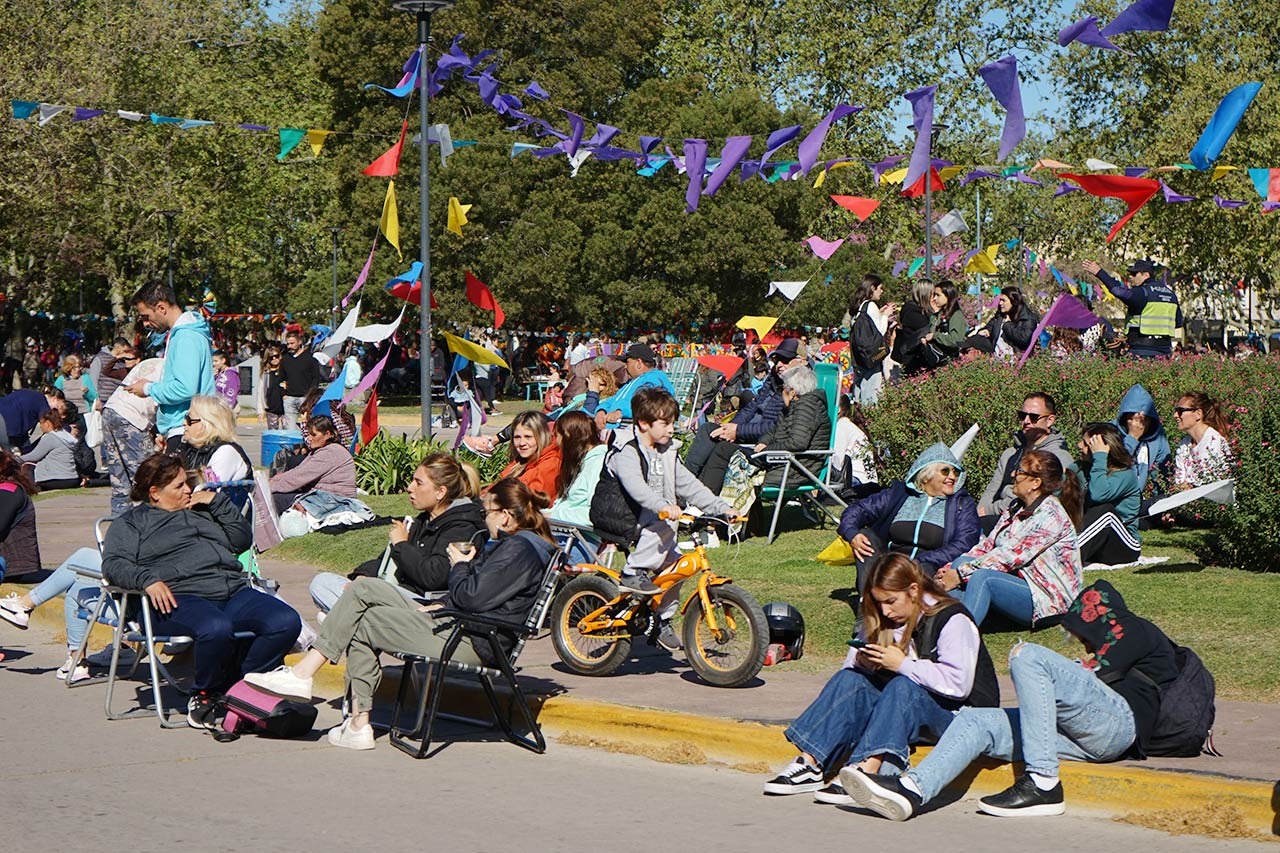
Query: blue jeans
150 587 301 692
785 668 957 775
27 548 113 650
955 567 1035 627
906 643 1136 803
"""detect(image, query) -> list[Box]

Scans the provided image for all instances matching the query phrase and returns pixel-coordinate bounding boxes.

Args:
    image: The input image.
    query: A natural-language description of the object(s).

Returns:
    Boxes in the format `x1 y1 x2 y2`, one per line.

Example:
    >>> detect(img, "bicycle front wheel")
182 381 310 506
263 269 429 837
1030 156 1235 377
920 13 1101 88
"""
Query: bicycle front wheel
682 584 768 687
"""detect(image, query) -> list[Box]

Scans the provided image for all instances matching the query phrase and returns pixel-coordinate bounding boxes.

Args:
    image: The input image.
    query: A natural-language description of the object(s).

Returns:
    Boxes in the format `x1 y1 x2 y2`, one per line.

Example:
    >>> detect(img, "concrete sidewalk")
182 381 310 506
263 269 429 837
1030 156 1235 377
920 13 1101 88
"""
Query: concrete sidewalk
9 487 1279 837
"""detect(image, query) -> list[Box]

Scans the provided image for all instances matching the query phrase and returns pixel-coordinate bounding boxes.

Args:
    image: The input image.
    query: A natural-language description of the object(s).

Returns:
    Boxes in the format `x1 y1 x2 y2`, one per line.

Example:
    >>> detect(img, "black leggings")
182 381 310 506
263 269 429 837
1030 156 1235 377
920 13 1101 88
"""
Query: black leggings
1078 503 1140 566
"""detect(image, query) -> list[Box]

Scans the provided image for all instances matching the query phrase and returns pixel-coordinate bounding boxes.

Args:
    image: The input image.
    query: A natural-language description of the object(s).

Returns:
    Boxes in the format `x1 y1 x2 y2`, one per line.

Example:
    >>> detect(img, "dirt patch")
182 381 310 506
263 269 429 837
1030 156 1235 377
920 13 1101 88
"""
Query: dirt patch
1117 805 1277 842
558 733 707 765
729 761 773 775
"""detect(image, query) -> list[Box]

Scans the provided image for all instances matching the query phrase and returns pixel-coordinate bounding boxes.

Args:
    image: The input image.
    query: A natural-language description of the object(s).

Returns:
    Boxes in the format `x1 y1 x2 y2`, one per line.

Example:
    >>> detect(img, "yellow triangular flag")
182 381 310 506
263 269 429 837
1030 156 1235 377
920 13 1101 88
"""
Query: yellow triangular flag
380 181 401 260
306 129 334 157
447 196 472 237
812 168 828 188
1211 165 1237 181
964 244 999 275
938 165 965 182
735 315 779 340
443 332 509 368
880 167 908 185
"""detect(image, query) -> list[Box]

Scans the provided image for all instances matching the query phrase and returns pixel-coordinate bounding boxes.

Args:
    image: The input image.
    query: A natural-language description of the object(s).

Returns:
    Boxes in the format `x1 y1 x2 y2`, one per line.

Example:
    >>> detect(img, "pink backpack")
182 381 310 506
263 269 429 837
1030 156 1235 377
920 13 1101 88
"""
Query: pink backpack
216 679 317 741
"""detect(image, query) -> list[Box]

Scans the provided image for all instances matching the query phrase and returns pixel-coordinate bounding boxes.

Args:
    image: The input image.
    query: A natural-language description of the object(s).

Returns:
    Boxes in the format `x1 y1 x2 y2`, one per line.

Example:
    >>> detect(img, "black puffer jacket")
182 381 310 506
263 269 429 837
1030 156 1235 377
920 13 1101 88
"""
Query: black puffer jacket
102 493 252 601
758 388 832 476
350 499 487 595
982 303 1040 351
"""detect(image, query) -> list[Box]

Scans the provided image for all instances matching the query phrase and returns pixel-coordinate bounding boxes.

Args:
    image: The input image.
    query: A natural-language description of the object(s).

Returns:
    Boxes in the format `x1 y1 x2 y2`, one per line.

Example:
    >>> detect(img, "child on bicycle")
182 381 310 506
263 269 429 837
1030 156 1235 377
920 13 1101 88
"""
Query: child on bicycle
611 387 732 651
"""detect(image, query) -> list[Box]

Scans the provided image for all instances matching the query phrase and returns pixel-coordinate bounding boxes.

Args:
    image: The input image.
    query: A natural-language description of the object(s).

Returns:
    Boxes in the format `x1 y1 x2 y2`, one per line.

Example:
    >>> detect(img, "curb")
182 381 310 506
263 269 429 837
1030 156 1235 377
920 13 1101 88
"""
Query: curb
7 581 1274 837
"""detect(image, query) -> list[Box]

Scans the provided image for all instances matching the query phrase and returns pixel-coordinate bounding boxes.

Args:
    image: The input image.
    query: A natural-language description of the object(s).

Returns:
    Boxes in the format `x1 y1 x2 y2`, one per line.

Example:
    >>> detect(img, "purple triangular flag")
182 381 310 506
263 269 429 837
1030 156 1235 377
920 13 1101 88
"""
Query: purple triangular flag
561 110 585 156
1124 167 1150 177
1263 201 1280 213
343 239 378 308
892 260 908 277
805 235 845 261
238 123 269 131
902 86 937 190
866 154 907 185
704 136 753 197
1160 181 1196 202
683 139 708 213
1058 16 1122 50
978 55 1025 162
524 81 549 101
1214 194 1248 209
743 125 803 181
583 123 620 149
73 108 105 122
1054 181 1082 197
1017 293 1103 368
1012 171 1043 186
797 105 860 176
957 169 1001 187
1102 0 1175 36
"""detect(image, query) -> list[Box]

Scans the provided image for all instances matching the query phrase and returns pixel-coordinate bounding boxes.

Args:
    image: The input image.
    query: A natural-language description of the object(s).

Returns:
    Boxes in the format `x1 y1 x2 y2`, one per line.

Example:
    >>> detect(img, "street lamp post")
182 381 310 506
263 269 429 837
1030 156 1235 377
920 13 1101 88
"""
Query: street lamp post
159 210 179 290
923 123 948 279
328 226 344 331
392 0 454 440
1015 223 1029 292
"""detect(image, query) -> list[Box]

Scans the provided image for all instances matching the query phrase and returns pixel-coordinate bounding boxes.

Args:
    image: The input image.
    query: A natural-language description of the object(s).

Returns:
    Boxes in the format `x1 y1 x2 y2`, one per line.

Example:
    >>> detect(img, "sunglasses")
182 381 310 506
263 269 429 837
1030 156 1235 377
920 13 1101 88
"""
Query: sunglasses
936 465 958 477
1016 410 1047 423
1013 467 1038 479
184 416 202 426
1173 406 1198 415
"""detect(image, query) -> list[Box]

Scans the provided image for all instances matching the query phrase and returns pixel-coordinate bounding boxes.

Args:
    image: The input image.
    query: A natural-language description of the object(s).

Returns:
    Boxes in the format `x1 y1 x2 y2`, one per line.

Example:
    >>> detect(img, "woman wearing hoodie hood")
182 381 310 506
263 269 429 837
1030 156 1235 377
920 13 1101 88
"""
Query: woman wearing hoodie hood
1113 384 1171 493
837 443 980 593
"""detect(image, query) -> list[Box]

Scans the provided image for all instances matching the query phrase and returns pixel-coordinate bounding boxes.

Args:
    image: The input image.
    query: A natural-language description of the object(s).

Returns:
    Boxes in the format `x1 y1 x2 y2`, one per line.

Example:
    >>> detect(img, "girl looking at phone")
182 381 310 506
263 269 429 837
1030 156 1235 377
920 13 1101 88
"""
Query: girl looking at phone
763 554 999 804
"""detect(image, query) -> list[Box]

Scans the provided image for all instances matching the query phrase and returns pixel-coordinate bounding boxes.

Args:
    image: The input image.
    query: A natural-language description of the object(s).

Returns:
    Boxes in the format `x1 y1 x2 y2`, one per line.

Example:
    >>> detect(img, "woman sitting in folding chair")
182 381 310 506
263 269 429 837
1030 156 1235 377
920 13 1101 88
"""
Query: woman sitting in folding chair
178 395 252 488
749 366 832 488
246 478 557 751
101 454 301 729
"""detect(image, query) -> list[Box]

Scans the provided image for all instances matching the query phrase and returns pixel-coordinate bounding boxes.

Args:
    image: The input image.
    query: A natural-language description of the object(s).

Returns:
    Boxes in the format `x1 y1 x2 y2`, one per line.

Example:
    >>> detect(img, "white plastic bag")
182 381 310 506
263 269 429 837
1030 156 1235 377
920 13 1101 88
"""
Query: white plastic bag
85 408 104 448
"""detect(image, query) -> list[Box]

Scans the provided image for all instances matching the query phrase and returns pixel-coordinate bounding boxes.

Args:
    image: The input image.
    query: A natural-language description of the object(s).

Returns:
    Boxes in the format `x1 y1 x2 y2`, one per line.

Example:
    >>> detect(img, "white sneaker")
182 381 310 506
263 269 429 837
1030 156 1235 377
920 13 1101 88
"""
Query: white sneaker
0 594 30 629
244 665 314 701
327 718 375 750
56 656 91 683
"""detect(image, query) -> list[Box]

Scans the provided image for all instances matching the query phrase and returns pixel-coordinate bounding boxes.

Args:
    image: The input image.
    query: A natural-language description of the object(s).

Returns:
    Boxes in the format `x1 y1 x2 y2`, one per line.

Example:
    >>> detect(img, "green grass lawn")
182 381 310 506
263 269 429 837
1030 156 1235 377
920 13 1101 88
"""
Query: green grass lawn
276 498 1280 701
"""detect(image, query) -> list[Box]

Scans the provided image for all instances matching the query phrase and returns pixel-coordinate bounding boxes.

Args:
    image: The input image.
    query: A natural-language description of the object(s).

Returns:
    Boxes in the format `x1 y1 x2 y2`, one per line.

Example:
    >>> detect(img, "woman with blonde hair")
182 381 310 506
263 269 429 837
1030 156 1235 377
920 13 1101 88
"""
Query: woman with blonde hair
54 354 96 415
763 554 998 801
180 395 252 485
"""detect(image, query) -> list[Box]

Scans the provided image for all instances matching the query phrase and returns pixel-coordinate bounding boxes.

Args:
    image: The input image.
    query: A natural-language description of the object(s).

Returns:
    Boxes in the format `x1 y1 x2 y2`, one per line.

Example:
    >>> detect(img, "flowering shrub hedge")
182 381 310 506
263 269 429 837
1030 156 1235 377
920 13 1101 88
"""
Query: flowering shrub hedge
861 353 1280 571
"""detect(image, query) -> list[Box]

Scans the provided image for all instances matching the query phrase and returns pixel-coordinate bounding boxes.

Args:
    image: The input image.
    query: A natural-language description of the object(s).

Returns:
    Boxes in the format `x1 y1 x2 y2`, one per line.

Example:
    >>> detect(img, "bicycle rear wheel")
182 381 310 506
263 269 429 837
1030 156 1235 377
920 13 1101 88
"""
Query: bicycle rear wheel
682 584 767 687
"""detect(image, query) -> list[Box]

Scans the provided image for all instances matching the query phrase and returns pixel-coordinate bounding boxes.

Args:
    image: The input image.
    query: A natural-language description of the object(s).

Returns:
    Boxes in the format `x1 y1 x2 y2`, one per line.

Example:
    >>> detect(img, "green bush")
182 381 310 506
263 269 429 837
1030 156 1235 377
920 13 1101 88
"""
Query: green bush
861 353 1280 570
355 430 512 495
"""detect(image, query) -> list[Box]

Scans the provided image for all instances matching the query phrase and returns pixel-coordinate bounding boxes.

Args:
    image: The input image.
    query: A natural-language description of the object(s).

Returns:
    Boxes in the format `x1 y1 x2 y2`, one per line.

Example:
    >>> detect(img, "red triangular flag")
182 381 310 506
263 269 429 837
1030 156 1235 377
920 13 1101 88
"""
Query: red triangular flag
829 195 881 221
465 270 504 328
387 279 438 309
362 121 409 177
901 167 946 198
360 388 379 446
1060 173 1161 242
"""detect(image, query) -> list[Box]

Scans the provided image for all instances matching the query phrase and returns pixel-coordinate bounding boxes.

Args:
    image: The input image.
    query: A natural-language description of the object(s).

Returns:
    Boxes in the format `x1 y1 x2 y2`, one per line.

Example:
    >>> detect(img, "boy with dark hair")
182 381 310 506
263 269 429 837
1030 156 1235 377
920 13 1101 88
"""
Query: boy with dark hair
610 388 731 651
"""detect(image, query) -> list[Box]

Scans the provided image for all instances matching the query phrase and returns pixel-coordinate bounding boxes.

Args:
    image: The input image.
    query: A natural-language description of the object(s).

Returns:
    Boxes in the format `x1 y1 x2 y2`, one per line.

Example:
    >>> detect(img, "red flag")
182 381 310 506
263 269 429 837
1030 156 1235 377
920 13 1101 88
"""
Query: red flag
1060 173 1161 242
387 279 438 309
362 121 409 177
465 270 504 328
360 388 379 446
829 195 881 221
901 168 946 198
695 355 744 378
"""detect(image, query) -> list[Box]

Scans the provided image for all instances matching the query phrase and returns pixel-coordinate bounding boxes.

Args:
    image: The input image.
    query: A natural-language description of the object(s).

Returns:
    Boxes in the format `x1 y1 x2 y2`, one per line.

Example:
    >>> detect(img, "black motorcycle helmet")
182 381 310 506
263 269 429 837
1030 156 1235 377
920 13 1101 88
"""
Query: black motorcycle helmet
762 601 805 660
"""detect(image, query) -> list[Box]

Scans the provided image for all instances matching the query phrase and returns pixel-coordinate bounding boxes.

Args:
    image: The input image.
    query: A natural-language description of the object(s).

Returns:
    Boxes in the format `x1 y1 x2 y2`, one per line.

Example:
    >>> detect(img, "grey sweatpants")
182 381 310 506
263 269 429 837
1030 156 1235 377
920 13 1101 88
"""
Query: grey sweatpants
311 577 482 709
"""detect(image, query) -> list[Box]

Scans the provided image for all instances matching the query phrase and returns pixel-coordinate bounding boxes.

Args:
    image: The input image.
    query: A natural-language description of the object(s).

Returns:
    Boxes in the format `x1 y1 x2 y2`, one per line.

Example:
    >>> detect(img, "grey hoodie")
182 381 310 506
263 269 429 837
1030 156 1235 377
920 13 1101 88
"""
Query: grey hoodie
979 428 1075 516
609 435 731 526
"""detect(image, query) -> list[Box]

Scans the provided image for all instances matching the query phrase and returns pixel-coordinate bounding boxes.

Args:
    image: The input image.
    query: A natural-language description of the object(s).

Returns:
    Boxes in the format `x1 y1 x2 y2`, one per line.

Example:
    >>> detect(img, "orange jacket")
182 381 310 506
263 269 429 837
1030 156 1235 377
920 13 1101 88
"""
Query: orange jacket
497 441 562 503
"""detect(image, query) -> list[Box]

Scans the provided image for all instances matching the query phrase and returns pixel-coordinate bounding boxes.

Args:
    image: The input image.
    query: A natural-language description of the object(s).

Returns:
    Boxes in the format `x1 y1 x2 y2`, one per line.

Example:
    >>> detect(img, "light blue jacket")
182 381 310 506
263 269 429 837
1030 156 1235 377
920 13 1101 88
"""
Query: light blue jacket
146 311 215 436
585 369 675 421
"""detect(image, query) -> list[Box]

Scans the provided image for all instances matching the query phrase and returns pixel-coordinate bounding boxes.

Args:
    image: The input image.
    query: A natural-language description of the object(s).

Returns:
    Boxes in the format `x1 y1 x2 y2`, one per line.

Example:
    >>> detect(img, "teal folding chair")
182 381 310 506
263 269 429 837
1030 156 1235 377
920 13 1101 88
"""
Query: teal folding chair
752 361 848 542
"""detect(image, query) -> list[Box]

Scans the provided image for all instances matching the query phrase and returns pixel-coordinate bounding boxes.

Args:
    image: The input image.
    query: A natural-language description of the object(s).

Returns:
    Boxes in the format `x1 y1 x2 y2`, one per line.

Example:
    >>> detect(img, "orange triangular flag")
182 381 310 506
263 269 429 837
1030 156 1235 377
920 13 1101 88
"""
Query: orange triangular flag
829 195 881 221
362 121 408 177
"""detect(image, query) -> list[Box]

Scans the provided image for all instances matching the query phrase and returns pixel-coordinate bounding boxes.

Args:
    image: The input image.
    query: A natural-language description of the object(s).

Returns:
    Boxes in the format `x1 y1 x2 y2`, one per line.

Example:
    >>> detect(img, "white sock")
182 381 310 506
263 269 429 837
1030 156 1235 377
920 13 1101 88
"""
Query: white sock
900 775 923 797
1030 772 1059 791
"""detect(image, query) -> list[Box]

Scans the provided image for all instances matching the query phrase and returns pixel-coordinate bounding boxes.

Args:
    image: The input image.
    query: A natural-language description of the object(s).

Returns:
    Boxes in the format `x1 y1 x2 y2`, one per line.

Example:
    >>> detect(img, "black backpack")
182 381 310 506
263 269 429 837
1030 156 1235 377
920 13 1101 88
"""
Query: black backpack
850 304 887 370
589 441 649 544
1142 644 1218 757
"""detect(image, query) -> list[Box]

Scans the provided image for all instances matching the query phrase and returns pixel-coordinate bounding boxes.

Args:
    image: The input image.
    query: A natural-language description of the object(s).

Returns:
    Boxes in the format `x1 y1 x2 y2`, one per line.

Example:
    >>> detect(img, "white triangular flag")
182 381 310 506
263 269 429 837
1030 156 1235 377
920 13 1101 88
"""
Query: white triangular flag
349 306 405 344
321 300 361 358
1085 158 1119 171
427 123 454 166
38 104 67 126
767 280 809 301
567 149 593 178
117 110 143 121
933 209 969 237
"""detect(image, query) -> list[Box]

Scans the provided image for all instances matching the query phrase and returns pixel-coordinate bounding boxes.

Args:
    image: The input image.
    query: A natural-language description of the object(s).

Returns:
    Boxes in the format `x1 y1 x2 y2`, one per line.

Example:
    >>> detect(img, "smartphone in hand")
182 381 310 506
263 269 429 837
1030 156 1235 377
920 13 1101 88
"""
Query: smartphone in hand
846 638 868 648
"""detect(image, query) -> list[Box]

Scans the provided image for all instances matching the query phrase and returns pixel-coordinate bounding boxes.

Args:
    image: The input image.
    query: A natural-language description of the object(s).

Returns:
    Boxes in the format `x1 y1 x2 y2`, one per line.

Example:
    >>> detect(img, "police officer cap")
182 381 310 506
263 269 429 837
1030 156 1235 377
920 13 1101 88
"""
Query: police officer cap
1127 258 1158 274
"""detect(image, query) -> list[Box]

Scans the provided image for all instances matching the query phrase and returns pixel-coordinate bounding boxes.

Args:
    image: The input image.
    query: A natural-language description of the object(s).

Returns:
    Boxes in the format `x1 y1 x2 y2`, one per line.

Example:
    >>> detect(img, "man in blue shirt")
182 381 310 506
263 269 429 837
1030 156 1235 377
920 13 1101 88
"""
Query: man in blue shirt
585 343 675 431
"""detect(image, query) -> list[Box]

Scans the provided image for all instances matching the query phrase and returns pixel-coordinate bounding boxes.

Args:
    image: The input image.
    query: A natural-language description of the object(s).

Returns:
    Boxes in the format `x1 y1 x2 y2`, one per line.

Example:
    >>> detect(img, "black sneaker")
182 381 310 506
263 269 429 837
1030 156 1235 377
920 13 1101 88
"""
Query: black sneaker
187 690 220 731
813 782 853 805
839 767 922 821
655 622 683 652
762 758 824 795
977 773 1065 817
618 573 660 596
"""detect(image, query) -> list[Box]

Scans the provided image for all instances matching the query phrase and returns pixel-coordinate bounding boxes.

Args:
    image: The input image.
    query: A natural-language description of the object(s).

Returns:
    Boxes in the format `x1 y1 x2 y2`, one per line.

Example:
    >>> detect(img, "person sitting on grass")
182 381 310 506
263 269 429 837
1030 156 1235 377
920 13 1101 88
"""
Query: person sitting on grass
1073 423 1141 567
246 478 557 750
838 579 1177 821
837 443 980 595
101 453 301 729
935 449 1083 631
1113 384 1170 495
309 453 486 614
20 409 81 491
762 554 998 804
268 414 357 514
492 410 562 502
1171 390 1233 487
612 388 732 653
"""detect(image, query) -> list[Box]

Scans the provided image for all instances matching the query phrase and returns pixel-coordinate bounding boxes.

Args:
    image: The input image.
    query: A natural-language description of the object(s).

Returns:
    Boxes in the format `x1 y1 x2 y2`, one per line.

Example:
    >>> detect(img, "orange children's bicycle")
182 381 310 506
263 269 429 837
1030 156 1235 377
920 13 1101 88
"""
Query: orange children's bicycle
550 515 768 688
